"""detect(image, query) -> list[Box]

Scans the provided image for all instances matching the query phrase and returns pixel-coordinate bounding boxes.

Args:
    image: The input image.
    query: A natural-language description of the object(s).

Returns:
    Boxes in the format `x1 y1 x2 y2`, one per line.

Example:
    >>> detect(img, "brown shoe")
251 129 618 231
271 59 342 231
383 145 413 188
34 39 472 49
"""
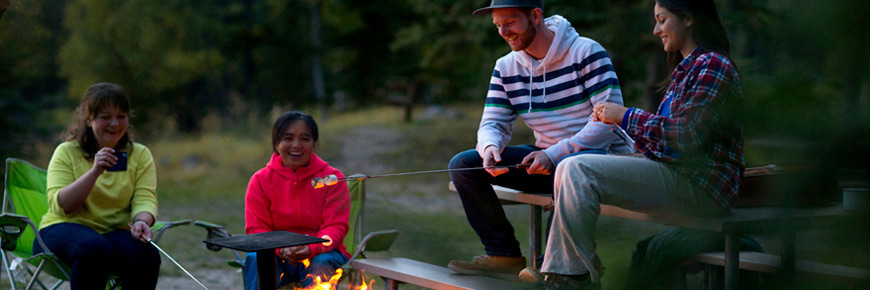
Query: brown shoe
448 255 525 281
518 266 545 283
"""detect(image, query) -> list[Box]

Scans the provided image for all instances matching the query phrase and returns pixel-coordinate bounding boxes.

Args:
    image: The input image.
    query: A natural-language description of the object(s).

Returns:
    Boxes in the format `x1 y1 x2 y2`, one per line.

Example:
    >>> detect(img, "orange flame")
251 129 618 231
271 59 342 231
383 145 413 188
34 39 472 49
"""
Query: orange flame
288 268 374 290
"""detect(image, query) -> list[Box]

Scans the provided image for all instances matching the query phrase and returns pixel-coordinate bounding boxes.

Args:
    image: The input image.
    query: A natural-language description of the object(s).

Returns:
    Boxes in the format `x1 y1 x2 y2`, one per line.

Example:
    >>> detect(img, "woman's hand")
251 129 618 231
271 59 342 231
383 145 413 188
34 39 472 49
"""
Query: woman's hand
58 147 120 214
130 219 153 243
592 102 629 125
129 212 155 243
278 245 311 264
91 147 119 173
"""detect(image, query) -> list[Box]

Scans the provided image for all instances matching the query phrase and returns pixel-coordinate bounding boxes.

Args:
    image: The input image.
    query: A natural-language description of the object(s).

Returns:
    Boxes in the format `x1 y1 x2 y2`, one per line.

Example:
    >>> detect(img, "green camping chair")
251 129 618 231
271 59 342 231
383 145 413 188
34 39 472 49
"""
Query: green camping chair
0 158 190 290
341 176 398 287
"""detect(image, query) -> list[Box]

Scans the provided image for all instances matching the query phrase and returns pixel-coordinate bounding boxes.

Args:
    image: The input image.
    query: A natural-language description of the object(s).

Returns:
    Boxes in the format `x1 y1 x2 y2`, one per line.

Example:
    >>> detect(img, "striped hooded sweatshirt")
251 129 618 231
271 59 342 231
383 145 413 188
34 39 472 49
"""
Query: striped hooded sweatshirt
477 15 628 162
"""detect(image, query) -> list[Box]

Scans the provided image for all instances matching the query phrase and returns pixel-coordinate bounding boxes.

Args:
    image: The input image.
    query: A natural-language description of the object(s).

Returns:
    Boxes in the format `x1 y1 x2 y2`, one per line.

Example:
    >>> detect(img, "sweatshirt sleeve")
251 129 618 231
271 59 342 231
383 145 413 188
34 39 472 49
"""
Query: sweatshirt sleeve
244 171 273 235
307 171 350 257
130 145 158 220
542 44 624 162
476 66 518 157
45 144 76 216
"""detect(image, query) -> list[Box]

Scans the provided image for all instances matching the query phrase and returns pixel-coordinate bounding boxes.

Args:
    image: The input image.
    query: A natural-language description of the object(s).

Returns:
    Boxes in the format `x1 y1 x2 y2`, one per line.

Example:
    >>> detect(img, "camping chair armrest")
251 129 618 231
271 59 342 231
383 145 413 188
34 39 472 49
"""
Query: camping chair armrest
193 220 226 232
348 229 399 262
151 219 192 244
0 213 56 257
193 220 246 267
193 220 232 251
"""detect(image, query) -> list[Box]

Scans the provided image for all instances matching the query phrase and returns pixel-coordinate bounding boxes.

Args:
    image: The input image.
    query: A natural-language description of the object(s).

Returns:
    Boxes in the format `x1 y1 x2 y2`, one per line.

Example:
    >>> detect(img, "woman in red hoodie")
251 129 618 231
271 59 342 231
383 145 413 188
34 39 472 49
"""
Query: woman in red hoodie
243 111 350 289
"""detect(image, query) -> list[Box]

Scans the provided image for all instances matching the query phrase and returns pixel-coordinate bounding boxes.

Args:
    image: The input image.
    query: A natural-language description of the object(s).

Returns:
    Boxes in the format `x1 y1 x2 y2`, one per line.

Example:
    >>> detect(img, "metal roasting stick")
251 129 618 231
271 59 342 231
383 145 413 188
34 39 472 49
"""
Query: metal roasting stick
148 239 210 290
312 164 531 188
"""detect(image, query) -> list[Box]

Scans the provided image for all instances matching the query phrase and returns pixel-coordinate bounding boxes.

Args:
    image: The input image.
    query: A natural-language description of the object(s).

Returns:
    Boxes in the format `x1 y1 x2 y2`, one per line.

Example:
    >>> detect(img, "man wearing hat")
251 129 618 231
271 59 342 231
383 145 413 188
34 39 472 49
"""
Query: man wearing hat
447 0 627 286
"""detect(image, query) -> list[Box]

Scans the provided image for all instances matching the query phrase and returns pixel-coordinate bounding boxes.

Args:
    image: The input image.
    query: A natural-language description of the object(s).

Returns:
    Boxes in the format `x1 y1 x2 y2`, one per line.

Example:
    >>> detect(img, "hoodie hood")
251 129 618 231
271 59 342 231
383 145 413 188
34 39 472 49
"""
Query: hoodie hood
265 152 329 181
510 15 579 112
512 15 578 71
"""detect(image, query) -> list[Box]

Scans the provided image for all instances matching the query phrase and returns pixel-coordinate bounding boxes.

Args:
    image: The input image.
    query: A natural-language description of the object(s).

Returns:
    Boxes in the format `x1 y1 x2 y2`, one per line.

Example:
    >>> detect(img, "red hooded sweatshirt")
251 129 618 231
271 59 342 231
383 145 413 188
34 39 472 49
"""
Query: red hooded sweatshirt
245 152 350 259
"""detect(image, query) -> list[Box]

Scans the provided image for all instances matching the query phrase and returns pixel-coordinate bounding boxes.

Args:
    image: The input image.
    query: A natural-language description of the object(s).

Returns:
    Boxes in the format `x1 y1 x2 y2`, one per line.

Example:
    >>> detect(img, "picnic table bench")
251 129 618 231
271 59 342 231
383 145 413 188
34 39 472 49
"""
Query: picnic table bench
449 182 868 290
350 257 532 290
350 180 866 290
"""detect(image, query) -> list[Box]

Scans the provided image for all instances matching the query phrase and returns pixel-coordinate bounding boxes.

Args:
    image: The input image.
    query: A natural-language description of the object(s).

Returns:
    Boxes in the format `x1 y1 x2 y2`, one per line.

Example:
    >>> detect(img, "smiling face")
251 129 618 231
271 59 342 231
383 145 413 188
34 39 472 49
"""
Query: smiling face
89 106 128 149
492 8 537 52
275 120 316 170
654 3 695 56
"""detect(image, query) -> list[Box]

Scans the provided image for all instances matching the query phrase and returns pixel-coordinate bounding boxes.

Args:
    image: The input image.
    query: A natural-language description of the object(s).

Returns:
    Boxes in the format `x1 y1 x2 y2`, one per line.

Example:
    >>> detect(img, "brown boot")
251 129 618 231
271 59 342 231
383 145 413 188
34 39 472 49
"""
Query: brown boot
448 254 525 281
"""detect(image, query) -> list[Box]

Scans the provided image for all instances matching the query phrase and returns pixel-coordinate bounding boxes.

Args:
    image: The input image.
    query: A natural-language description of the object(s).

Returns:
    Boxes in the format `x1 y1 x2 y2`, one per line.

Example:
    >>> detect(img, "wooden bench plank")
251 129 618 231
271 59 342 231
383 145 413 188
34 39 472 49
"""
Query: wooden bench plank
351 257 532 290
697 251 870 281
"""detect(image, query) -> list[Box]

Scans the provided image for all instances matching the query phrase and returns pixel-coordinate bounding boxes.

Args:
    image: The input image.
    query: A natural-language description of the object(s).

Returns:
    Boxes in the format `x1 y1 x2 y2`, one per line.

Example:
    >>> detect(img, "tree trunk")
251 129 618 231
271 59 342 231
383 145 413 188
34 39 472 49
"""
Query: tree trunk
309 0 327 117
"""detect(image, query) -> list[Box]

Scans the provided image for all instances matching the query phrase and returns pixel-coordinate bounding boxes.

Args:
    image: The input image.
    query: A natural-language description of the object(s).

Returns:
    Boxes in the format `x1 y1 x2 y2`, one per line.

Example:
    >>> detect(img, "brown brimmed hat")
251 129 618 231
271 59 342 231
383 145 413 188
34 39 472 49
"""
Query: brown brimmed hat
472 0 543 15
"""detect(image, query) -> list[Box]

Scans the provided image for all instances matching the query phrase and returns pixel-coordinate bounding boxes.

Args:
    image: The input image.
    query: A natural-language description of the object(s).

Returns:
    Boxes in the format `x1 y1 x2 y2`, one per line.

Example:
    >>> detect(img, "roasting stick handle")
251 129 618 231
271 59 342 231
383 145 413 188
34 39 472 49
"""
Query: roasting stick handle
148 239 210 290
338 163 530 182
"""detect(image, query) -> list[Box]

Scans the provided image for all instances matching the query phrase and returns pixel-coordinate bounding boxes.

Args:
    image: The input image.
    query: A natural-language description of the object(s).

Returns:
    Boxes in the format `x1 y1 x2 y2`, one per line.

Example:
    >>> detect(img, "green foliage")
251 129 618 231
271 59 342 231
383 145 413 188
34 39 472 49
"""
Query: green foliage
58 0 229 132
2 0 867 179
0 0 69 162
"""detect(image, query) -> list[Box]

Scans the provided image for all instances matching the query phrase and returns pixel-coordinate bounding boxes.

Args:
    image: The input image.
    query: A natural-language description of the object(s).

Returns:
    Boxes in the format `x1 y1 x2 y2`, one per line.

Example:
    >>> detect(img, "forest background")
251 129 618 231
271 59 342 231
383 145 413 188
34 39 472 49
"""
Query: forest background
3 0 869 151
1 0 869 289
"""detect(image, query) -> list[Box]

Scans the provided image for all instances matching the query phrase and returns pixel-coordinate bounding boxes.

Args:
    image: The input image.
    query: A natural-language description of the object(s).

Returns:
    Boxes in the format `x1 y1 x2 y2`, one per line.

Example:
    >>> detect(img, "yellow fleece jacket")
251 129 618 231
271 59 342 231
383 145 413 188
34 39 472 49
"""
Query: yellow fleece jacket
40 141 158 233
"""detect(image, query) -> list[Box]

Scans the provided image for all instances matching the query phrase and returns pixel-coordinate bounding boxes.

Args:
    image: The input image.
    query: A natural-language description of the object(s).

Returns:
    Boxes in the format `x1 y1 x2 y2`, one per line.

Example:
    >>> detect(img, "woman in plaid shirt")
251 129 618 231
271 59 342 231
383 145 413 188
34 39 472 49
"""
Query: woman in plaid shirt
519 0 744 288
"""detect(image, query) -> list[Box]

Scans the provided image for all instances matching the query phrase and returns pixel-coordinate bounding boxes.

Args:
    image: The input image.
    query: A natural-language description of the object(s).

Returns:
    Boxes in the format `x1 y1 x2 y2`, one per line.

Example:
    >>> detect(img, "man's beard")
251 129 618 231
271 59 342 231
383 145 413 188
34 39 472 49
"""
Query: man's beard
509 19 537 51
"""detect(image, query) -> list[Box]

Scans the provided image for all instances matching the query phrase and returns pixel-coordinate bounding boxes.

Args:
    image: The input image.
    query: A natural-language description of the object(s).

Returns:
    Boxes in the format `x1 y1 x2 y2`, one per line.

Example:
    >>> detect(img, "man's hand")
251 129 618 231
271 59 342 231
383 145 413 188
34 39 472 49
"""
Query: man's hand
521 151 554 175
483 145 509 177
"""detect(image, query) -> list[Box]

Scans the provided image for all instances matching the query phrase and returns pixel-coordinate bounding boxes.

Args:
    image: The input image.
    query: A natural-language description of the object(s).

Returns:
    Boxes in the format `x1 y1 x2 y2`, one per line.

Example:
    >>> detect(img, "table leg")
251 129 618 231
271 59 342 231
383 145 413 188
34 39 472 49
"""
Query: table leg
780 231 796 289
724 234 739 290
530 204 542 269
257 249 277 290
384 278 400 290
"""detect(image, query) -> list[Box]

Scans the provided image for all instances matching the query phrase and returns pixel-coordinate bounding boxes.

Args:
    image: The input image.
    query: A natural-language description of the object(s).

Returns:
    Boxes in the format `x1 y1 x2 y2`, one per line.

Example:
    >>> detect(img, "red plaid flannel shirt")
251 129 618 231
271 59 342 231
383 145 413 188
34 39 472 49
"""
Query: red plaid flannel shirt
623 47 744 208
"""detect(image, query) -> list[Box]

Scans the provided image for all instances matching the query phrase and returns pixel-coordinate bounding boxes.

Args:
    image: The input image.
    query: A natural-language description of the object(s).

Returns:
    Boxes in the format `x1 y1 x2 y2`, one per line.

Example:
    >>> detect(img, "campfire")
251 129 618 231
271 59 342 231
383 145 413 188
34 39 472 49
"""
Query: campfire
287 259 375 290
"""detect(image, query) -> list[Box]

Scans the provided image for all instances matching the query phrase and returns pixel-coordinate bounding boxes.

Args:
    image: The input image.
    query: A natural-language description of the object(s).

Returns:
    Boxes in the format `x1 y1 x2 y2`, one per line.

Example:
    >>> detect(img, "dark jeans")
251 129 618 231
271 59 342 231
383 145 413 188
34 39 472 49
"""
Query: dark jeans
33 223 161 290
449 145 606 258
243 249 349 289
449 145 554 257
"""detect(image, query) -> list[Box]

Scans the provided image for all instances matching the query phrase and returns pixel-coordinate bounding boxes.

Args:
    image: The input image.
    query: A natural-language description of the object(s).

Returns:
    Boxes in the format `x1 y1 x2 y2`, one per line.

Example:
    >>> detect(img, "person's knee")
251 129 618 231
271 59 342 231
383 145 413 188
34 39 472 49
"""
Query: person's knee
74 238 113 262
449 149 480 169
310 252 344 268
135 244 161 268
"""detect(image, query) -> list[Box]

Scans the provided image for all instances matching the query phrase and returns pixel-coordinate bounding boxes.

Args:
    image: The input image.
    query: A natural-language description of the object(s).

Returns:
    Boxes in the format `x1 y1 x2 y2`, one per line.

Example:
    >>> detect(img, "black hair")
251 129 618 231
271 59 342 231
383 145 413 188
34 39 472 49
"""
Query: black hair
271 111 319 152
656 0 732 83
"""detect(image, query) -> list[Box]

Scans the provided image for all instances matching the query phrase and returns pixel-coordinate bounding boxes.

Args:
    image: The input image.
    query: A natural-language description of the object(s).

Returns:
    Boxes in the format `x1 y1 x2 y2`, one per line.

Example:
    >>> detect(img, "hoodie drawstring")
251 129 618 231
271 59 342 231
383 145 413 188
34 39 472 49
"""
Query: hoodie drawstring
528 64 548 114
528 69 533 113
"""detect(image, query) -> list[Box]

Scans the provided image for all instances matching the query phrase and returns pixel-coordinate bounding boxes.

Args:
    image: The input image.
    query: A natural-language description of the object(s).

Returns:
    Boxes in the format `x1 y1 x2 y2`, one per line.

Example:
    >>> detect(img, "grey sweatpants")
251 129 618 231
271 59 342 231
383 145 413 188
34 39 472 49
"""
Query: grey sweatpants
540 154 726 283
